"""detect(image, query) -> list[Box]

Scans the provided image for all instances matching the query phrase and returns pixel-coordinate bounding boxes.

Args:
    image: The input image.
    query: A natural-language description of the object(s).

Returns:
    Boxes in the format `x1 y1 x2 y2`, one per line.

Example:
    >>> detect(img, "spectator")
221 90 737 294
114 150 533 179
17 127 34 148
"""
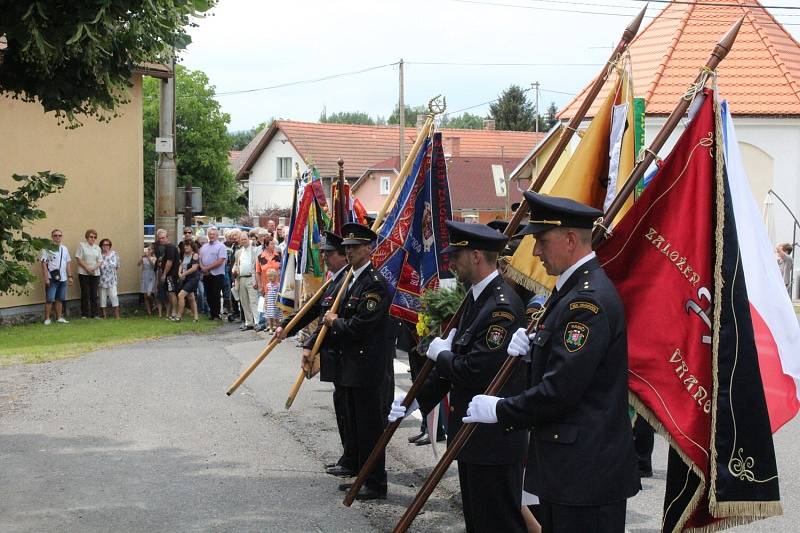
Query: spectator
264 268 281 333
199 227 227 320
223 229 241 321
233 232 259 330
195 236 210 315
181 227 195 245
266 219 276 234
155 229 180 320
40 228 73 324
75 228 101 319
176 240 201 322
777 243 794 297
193 220 205 238
256 237 281 296
98 238 121 319
138 243 157 316
276 224 287 255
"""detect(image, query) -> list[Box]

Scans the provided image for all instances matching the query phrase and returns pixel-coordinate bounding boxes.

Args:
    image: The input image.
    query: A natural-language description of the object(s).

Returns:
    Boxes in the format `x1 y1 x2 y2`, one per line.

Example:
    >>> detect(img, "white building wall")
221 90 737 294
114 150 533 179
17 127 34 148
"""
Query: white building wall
247 135 307 212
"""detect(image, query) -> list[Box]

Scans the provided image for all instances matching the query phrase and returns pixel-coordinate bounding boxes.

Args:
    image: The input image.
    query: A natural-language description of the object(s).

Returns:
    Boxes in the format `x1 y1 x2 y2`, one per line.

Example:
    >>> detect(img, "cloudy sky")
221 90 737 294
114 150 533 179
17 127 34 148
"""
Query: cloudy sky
181 0 800 132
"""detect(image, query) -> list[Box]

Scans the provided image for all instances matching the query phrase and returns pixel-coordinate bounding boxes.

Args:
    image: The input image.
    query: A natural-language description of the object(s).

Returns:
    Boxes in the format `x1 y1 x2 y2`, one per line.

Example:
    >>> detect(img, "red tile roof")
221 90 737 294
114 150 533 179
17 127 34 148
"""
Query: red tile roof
236 121 543 181
446 156 525 211
559 0 800 118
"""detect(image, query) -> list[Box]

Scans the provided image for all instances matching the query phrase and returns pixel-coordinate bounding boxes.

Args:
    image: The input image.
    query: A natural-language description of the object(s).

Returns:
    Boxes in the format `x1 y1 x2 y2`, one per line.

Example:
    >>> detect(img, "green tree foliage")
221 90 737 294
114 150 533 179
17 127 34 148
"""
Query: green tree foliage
488 85 535 131
319 110 376 125
143 65 241 222
227 122 268 151
387 104 427 126
0 172 66 295
545 101 560 130
0 0 214 126
440 112 484 130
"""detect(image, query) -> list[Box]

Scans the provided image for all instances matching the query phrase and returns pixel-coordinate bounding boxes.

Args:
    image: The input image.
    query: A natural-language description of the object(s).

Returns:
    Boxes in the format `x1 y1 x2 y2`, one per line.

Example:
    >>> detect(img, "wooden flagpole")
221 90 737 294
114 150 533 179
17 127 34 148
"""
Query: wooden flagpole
284 96 446 410
391 17 744 533
344 5 648 507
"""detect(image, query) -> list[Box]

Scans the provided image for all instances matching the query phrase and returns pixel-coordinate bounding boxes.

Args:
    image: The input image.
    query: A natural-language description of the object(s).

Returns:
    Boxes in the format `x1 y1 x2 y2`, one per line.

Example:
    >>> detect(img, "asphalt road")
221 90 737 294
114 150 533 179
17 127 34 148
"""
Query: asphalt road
1 324 798 532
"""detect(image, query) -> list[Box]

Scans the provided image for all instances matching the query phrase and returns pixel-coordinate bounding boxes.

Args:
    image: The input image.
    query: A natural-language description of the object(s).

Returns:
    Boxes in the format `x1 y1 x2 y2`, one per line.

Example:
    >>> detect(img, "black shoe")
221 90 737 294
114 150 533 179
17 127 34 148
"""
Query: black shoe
408 431 427 444
639 467 653 478
326 465 356 477
415 435 431 446
355 486 387 501
338 482 353 492
239 324 254 331
436 432 447 442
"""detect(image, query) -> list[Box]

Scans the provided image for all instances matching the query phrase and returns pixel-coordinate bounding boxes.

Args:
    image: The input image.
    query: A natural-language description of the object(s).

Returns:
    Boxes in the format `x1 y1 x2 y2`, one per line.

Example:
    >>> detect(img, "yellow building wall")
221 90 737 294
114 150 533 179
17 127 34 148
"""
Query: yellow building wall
0 78 144 309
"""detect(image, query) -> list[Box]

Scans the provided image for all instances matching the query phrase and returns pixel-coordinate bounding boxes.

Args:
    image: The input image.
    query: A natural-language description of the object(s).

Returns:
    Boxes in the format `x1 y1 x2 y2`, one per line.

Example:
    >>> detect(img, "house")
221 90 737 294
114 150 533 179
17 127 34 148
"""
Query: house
558 0 800 262
235 120 543 213
0 65 171 321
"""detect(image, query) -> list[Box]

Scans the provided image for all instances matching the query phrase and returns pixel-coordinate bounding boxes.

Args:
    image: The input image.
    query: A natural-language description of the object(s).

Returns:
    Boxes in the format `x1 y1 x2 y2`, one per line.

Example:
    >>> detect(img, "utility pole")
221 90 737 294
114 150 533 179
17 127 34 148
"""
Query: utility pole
156 54 178 241
399 58 405 165
533 81 540 133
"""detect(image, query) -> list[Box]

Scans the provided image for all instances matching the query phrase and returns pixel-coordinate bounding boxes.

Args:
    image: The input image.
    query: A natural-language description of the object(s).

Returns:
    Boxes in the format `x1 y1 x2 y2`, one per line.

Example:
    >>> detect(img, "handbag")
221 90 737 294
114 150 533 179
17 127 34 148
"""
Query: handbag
49 246 64 282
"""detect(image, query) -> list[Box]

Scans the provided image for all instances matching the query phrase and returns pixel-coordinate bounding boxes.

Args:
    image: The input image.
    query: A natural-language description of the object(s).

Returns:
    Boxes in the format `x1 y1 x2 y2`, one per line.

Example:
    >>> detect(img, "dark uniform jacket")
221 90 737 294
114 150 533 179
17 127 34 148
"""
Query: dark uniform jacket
418 274 528 465
495 257 640 505
312 262 392 388
282 267 348 383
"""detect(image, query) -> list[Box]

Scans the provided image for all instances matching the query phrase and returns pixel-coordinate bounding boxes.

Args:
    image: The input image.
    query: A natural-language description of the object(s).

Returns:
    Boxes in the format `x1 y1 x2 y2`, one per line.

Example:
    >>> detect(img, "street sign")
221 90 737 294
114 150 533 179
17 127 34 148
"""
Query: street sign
176 187 202 213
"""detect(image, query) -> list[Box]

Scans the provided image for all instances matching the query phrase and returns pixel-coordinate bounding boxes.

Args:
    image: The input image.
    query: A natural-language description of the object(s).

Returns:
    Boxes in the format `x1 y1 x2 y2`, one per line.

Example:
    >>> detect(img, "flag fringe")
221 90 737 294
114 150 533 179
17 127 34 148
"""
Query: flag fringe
709 500 783 518
628 392 706 532
503 262 552 296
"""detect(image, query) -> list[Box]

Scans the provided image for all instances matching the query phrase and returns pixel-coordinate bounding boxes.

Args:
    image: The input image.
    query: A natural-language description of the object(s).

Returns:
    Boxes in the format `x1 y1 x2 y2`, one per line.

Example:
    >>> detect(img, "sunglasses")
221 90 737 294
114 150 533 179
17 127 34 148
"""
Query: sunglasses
52 234 62 237
184 231 192 234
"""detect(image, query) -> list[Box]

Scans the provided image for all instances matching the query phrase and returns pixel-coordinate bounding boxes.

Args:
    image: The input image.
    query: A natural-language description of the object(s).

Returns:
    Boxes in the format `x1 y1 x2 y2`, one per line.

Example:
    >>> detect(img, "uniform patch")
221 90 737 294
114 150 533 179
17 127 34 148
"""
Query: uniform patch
569 301 599 314
564 322 589 352
364 292 381 311
492 311 514 321
486 325 507 350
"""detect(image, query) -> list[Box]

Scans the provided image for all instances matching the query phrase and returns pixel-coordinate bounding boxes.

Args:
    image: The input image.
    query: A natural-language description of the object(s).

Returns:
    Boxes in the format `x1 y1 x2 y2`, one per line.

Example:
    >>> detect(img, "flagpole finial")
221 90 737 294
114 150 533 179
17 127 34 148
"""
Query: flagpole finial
715 16 745 63
428 95 446 116
338 157 344 168
624 4 648 42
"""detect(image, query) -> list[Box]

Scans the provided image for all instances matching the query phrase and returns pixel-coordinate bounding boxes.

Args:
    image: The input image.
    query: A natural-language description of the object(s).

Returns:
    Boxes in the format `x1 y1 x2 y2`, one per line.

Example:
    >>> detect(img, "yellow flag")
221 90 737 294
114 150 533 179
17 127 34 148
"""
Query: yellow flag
505 69 635 293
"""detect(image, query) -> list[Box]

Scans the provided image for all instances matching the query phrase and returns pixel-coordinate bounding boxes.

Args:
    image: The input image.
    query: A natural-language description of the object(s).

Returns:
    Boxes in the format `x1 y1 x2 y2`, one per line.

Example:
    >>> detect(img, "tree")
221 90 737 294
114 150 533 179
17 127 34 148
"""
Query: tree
228 122 268 151
0 172 66 295
143 65 242 222
488 85 535 131
0 0 214 126
440 112 484 130
319 110 376 125
388 104 427 126
545 101 560 130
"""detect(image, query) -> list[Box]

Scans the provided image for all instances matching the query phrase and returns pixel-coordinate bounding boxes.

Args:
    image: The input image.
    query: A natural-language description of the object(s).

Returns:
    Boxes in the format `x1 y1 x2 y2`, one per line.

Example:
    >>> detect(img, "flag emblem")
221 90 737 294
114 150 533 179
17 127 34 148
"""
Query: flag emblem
486 325 507 350
564 322 589 352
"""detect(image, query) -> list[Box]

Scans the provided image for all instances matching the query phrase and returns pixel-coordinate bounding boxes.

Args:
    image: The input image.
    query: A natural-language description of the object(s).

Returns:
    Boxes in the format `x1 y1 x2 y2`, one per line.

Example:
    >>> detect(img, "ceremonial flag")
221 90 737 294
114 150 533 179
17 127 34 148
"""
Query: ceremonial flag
277 169 329 312
597 90 790 531
506 68 636 293
372 132 453 323
331 182 368 230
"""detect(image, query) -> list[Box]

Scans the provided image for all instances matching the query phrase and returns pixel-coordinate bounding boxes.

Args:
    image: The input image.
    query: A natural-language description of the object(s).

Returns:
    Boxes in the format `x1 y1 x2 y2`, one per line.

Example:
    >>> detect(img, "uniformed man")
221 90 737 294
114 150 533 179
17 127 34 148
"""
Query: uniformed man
463 191 639 533
389 220 528 533
275 231 354 476
322 222 392 501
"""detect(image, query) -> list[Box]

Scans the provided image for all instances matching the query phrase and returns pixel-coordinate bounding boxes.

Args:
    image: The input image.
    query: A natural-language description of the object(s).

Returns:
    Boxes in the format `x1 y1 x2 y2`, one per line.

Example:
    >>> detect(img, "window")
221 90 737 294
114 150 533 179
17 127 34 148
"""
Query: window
277 157 293 180
380 176 391 195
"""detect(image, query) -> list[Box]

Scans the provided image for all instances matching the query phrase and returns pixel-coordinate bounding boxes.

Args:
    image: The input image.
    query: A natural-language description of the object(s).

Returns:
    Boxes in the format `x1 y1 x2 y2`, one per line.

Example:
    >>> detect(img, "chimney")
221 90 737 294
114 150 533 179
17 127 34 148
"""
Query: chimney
483 119 496 130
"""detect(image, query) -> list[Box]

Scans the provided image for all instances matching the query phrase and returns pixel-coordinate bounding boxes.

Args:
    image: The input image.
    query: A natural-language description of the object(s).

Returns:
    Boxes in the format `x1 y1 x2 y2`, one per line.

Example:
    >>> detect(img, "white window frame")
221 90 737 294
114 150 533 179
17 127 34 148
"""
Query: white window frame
379 176 391 195
276 157 293 180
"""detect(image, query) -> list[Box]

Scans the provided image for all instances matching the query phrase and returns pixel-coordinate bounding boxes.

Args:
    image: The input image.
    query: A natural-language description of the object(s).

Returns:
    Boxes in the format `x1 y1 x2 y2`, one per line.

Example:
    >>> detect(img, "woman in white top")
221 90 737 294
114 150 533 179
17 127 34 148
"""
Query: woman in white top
75 228 102 318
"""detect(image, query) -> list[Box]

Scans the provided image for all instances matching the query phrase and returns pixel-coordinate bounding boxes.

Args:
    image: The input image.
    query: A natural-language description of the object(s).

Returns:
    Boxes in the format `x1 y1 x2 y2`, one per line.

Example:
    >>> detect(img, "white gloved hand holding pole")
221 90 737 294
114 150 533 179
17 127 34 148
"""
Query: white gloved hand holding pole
462 394 500 424
507 327 533 357
426 328 457 362
388 394 419 422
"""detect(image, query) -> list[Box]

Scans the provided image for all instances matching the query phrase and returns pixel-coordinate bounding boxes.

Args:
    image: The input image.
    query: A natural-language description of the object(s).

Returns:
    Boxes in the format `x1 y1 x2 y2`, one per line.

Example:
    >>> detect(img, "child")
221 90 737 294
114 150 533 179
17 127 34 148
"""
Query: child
138 244 157 316
265 268 281 333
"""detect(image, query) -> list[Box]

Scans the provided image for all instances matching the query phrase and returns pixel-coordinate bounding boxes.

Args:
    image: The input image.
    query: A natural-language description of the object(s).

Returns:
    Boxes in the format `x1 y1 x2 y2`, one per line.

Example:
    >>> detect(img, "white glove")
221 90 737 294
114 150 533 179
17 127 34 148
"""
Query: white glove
507 327 533 357
427 328 457 362
388 394 419 422
462 394 500 424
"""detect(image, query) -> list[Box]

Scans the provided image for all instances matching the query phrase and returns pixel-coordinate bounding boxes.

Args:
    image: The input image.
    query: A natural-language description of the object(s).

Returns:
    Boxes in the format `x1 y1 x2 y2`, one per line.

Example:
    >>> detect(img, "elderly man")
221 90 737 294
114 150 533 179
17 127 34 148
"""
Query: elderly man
463 191 639 533
155 228 180 320
233 232 259 330
40 228 74 324
199 227 227 320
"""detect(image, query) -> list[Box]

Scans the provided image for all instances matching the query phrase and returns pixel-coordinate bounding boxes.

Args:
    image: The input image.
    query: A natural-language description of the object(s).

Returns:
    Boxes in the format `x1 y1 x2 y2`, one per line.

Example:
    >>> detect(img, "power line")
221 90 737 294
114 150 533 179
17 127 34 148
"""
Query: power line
407 61 600 66
631 0 800 10
215 62 399 97
448 0 800 25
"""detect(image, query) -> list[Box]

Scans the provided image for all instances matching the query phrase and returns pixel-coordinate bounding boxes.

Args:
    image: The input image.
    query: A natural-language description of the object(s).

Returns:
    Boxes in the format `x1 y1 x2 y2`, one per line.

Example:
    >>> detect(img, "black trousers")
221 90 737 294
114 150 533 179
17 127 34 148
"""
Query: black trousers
332 384 356 470
202 274 224 319
457 461 526 533
342 385 387 490
78 274 99 318
633 416 655 472
538 499 627 533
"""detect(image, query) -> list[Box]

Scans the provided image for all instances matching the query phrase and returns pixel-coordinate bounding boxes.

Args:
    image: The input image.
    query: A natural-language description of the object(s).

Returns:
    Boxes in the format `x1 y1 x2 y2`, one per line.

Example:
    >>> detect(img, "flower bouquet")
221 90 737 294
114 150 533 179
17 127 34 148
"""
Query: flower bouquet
415 281 466 354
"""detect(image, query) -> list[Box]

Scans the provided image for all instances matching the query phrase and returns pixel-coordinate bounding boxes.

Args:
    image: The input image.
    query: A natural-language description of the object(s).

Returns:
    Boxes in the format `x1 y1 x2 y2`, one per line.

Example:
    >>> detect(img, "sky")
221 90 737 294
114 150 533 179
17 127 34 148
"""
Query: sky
180 0 800 132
